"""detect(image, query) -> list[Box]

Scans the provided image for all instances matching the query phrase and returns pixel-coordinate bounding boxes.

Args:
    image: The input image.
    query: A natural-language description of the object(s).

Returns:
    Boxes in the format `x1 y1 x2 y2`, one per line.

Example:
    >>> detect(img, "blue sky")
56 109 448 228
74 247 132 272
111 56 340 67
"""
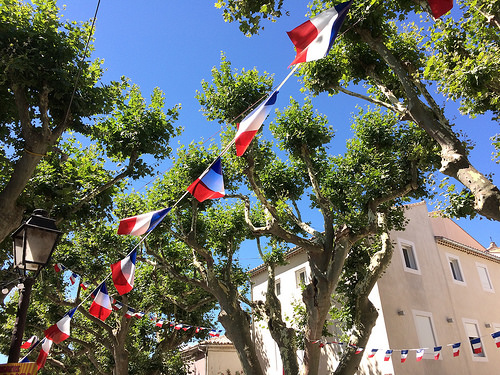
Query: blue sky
60 0 499 268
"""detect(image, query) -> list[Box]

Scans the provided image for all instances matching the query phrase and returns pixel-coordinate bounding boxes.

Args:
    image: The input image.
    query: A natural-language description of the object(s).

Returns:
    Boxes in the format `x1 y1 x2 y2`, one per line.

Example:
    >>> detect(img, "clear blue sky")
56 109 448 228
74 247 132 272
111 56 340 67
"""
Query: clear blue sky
61 0 498 268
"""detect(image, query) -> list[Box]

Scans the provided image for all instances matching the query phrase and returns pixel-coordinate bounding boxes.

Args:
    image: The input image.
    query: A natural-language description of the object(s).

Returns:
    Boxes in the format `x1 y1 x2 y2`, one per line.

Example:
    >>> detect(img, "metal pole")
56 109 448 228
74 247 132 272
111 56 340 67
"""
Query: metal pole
7 277 35 363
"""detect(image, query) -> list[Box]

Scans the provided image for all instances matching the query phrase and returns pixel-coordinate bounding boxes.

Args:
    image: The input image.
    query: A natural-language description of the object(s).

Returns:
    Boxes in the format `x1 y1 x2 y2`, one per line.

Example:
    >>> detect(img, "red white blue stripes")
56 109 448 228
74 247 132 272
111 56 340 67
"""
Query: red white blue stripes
287 1 352 66
187 158 225 202
89 282 112 321
111 249 137 295
117 207 171 236
44 307 76 344
234 90 279 156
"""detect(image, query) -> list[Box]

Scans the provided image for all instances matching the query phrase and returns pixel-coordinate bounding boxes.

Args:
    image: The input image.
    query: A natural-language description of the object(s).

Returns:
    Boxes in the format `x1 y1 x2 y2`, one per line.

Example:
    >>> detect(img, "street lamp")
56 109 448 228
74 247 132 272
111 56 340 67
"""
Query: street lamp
7 209 62 363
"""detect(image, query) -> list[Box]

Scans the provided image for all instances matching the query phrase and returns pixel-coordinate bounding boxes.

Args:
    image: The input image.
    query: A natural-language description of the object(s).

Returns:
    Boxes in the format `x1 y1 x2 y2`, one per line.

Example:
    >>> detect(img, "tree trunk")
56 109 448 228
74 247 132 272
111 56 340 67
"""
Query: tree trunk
333 298 378 375
356 26 500 222
112 344 129 375
219 302 265 375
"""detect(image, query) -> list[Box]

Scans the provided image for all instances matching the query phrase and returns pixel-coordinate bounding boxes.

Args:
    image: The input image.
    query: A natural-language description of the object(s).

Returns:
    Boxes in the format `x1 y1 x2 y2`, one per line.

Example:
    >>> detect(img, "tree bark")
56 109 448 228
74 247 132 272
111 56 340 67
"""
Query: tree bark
356 26 500 222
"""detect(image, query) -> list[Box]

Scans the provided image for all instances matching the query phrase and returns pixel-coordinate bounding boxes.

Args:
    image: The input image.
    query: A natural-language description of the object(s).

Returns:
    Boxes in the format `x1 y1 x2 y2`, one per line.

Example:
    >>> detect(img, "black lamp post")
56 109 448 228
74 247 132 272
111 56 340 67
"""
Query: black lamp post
7 209 62 363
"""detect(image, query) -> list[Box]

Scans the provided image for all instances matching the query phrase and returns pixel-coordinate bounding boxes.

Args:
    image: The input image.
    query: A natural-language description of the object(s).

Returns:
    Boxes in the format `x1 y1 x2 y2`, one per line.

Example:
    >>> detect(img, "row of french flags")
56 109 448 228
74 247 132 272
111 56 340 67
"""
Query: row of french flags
25 1 455 368
313 331 500 362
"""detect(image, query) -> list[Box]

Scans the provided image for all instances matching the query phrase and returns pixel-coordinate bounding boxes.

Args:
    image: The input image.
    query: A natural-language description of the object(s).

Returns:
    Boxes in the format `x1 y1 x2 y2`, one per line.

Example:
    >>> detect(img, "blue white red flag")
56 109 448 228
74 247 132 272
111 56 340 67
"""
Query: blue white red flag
174 323 183 330
54 263 65 273
111 249 137 295
400 349 408 363
117 207 171 236
187 158 225 202
156 320 164 327
416 349 424 361
287 1 352 66
384 350 393 361
434 346 442 360
21 335 38 349
70 272 78 285
124 307 135 319
134 311 144 319
89 282 112 321
492 331 500 348
80 281 90 290
368 349 378 358
234 90 279 156
471 337 482 354
355 347 363 354
452 342 461 357
113 301 124 311
36 338 53 370
209 329 222 337
44 307 76 344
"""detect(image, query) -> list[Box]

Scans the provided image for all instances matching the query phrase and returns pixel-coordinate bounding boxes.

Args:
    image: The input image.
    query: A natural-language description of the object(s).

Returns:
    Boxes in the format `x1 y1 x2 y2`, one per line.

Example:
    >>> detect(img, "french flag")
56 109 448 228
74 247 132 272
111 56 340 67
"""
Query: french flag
233 90 279 156
134 311 144 319
287 1 352 66
491 331 500 348
89 282 112 321
113 301 124 311
80 281 90 290
54 263 65 273
44 307 76 344
400 349 408 363
384 350 393 361
367 349 378 358
187 158 225 202
174 323 183 330
117 207 171 236
111 249 137 295
70 272 78 285
452 342 461 357
156 320 164 327
209 329 222 337
355 347 363 355
416 349 424 361
21 335 38 349
124 307 135 319
36 338 53 370
470 337 482 354
195 327 204 333
427 0 453 18
434 346 442 360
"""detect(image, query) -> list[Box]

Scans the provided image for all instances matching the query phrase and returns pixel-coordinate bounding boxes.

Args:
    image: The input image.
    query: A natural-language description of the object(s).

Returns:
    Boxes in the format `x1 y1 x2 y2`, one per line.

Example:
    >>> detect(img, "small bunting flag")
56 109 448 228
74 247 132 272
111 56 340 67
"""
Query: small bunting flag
117 207 171 236
368 349 378 358
54 263 65 273
492 331 500 348
44 308 76 344
111 249 137 295
434 346 442 360
416 349 425 361
21 335 38 349
187 158 225 202
452 342 461 357
384 349 393 361
89 282 112 321
471 337 482 354
401 349 409 363
36 338 53 370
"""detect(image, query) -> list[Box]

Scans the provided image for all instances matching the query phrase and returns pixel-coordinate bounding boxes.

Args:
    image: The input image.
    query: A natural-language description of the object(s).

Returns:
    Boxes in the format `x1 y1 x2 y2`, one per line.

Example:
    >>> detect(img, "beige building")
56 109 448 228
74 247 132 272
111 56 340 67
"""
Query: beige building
182 335 244 375
250 202 500 374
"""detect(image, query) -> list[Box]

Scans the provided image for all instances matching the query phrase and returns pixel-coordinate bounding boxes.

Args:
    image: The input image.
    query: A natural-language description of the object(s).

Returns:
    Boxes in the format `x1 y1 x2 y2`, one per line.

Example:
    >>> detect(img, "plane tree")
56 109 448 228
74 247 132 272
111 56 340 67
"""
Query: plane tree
0 0 181 248
213 0 500 222
0 210 215 374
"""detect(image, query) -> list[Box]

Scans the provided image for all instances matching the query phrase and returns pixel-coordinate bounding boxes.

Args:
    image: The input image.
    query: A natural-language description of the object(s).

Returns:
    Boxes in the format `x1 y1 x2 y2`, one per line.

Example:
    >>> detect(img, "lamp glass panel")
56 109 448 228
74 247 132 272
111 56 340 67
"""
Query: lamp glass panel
23 226 58 266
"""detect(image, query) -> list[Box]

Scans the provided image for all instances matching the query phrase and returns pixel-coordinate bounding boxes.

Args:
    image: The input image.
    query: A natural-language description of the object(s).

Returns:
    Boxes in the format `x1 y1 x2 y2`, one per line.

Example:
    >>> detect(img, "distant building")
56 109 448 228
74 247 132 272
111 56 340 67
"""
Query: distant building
250 202 500 374
182 335 244 375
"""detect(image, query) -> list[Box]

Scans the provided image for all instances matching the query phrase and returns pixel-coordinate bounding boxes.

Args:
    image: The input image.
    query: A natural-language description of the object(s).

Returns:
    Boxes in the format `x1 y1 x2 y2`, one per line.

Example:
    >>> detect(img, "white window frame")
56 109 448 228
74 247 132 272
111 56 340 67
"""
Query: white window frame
412 310 438 360
476 262 494 292
462 318 488 361
398 238 420 275
275 279 281 296
446 253 466 285
295 268 306 288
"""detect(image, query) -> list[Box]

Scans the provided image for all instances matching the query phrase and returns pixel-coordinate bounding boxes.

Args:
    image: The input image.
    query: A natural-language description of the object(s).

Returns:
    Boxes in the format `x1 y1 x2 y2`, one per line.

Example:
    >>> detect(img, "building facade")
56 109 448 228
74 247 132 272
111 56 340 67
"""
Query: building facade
250 202 500 374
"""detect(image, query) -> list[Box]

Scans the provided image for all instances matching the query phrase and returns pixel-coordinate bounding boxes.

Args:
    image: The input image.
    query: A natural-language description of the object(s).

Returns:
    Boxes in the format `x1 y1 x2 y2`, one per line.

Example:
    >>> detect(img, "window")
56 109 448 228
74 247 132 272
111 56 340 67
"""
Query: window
295 268 306 288
275 279 281 296
413 310 438 360
463 319 487 360
398 239 420 274
446 254 466 284
476 263 494 292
